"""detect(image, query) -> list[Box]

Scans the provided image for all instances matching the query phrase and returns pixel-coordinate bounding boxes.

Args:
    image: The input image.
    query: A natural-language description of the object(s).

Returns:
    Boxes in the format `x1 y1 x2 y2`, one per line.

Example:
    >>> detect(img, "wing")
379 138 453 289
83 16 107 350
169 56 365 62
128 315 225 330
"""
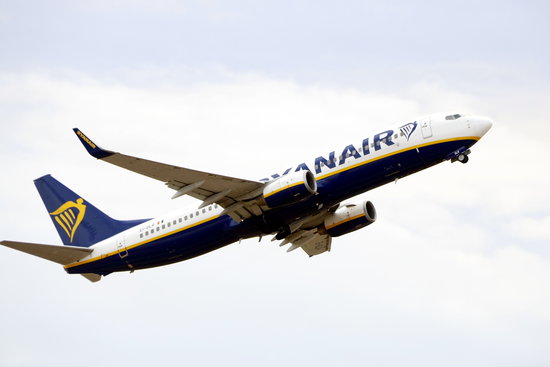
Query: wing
73 129 265 220
74 129 336 258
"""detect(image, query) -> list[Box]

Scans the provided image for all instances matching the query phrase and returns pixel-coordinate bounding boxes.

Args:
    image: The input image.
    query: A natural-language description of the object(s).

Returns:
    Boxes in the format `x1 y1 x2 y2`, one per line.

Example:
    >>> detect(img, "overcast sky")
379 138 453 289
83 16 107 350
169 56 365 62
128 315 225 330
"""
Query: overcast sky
1 1 549 366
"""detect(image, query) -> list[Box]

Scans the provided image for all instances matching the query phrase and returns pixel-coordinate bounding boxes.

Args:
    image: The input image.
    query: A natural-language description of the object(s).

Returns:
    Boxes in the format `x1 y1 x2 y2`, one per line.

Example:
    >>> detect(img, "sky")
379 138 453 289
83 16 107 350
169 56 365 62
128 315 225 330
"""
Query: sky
1 1 549 366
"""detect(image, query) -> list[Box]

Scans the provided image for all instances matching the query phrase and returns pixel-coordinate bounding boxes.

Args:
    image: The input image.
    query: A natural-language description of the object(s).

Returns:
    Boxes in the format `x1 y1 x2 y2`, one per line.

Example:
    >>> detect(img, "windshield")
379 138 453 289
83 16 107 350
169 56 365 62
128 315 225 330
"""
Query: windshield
445 114 462 120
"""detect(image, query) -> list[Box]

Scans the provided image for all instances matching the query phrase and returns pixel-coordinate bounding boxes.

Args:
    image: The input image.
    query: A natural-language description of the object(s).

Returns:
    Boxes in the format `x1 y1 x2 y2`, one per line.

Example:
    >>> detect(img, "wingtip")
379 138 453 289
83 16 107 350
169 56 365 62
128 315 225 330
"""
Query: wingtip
73 128 114 159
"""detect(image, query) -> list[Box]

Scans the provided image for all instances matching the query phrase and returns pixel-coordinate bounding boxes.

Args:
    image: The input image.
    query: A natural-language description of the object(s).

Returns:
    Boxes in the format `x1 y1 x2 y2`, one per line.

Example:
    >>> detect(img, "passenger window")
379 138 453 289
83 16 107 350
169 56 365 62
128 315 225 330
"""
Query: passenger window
140 233 143 238
173 220 176 225
208 206 212 211
190 214 193 218
184 215 188 220
156 227 160 231
162 225 165 229
202 209 206 214
394 134 398 139
179 218 182 223
196 211 199 216
167 222 171 227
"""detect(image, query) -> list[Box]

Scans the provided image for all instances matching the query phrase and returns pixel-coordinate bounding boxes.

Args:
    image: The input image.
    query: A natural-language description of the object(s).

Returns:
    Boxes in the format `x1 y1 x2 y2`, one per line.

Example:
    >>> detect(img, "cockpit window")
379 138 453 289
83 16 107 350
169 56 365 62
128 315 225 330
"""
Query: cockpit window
445 114 462 120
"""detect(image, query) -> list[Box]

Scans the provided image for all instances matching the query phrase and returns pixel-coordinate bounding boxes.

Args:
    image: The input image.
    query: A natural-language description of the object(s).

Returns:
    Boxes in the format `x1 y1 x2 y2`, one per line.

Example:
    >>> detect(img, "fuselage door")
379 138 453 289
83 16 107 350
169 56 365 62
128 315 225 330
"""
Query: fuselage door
421 118 433 139
117 236 128 259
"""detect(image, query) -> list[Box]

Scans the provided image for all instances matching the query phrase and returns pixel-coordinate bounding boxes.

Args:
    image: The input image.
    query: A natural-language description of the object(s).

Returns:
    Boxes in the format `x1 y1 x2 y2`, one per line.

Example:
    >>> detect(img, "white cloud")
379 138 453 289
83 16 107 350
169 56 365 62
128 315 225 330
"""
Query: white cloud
511 216 550 241
1 70 549 367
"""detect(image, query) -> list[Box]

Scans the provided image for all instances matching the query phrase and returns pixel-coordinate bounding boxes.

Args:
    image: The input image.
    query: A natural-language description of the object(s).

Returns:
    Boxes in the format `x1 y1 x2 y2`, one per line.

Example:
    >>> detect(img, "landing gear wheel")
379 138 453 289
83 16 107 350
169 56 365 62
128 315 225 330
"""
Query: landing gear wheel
457 154 469 164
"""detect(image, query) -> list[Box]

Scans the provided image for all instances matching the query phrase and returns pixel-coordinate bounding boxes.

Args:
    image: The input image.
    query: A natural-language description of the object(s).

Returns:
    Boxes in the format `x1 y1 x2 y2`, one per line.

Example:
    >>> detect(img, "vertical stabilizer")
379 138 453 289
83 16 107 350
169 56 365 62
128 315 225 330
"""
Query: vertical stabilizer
34 175 147 247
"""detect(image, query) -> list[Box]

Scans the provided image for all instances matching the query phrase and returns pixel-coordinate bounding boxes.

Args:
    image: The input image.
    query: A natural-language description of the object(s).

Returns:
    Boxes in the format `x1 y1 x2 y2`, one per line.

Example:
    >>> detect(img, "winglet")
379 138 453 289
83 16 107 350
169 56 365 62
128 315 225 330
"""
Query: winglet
73 128 115 159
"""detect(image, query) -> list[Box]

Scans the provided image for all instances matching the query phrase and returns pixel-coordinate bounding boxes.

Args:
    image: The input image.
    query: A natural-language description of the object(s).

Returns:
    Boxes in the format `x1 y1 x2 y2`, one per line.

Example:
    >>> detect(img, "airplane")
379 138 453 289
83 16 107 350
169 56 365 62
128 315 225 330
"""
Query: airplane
1 113 492 282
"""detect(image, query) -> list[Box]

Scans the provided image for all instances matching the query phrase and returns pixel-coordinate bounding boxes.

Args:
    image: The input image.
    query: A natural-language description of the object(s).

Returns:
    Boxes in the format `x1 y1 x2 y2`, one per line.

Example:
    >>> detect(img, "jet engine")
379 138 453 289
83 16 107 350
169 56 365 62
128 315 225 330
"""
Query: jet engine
321 200 377 237
262 170 317 208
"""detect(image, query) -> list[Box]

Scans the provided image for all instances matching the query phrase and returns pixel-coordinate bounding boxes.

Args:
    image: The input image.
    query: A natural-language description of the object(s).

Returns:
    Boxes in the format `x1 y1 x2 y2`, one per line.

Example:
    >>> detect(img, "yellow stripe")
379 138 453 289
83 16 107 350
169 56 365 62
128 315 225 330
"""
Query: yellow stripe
55 216 71 238
68 209 76 220
64 211 74 225
317 136 480 181
64 214 221 269
59 214 72 231
326 213 365 230
264 180 304 199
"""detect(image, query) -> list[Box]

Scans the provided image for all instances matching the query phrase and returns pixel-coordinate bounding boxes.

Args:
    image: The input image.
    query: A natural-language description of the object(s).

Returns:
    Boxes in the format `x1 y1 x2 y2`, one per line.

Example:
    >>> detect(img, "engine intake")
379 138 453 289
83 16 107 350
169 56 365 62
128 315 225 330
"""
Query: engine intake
322 200 377 237
262 170 317 208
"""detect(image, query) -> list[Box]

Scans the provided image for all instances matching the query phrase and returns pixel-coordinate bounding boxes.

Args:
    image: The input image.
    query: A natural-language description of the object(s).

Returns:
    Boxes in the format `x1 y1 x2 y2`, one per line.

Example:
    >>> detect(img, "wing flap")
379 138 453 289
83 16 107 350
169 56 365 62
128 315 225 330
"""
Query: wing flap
300 234 332 257
277 230 332 257
1 240 92 265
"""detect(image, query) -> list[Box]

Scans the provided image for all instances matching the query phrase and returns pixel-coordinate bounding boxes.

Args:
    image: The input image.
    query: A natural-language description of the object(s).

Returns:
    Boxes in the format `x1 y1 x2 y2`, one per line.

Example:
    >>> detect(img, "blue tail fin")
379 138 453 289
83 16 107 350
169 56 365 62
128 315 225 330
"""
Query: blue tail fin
34 175 148 247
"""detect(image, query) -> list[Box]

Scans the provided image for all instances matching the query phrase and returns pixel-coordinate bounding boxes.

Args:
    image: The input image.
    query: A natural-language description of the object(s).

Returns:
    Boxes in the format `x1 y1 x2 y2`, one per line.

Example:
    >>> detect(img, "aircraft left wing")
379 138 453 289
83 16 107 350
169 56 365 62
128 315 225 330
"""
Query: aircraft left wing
73 129 265 220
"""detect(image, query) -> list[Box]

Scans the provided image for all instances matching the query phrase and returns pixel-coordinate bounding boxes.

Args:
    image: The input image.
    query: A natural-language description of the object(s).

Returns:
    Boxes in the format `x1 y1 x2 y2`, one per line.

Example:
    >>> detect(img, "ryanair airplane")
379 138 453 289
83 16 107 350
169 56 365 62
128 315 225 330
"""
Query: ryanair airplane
1 113 492 282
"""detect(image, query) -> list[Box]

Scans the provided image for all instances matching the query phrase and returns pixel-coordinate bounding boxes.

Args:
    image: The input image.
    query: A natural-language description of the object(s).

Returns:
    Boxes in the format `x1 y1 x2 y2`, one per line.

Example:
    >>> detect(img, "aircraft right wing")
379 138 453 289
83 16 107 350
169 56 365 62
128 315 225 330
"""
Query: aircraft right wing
73 128 340 258
73 129 265 220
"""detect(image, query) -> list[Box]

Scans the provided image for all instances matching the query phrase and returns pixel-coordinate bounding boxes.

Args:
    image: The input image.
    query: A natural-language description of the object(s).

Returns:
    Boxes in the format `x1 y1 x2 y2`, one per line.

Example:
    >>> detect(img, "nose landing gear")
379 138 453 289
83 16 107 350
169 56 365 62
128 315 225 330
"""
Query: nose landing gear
457 154 469 164
449 148 471 164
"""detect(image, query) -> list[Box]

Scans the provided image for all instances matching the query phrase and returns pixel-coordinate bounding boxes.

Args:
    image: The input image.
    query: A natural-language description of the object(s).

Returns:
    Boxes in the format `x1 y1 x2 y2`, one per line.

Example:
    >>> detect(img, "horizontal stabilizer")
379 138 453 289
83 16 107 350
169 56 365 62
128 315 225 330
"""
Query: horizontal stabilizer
81 273 102 282
1 240 92 265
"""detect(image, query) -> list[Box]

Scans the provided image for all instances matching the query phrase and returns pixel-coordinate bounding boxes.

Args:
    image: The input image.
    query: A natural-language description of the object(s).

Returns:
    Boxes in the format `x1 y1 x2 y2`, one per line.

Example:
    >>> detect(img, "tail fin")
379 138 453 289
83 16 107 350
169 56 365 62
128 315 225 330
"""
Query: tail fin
34 175 148 247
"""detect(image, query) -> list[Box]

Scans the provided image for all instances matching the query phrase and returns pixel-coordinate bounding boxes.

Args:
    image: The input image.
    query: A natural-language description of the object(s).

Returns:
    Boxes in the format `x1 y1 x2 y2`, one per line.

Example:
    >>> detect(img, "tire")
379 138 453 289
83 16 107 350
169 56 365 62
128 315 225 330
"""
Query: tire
458 154 469 164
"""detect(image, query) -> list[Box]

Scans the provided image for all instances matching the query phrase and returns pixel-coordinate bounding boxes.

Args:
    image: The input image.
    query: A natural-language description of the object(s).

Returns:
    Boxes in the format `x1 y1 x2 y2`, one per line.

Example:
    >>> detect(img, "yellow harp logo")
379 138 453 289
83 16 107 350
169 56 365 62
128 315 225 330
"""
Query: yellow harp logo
49 198 87 243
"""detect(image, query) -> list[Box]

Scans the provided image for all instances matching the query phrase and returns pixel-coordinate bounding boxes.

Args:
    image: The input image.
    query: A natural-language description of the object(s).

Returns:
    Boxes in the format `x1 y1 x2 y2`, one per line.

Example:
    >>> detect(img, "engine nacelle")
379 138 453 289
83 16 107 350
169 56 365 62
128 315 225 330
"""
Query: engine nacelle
262 170 317 208
322 200 377 237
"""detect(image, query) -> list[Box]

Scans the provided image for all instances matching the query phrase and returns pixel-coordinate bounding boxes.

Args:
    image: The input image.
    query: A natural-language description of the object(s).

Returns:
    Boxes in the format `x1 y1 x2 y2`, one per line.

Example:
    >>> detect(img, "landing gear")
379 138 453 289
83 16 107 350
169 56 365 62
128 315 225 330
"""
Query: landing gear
450 149 471 164
457 154 469 164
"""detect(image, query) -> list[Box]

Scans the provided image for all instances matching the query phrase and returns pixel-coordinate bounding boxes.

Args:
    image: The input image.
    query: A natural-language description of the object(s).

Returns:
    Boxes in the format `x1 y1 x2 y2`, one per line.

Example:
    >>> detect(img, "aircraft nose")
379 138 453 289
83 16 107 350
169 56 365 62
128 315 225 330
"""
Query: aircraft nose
472 116 493 137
